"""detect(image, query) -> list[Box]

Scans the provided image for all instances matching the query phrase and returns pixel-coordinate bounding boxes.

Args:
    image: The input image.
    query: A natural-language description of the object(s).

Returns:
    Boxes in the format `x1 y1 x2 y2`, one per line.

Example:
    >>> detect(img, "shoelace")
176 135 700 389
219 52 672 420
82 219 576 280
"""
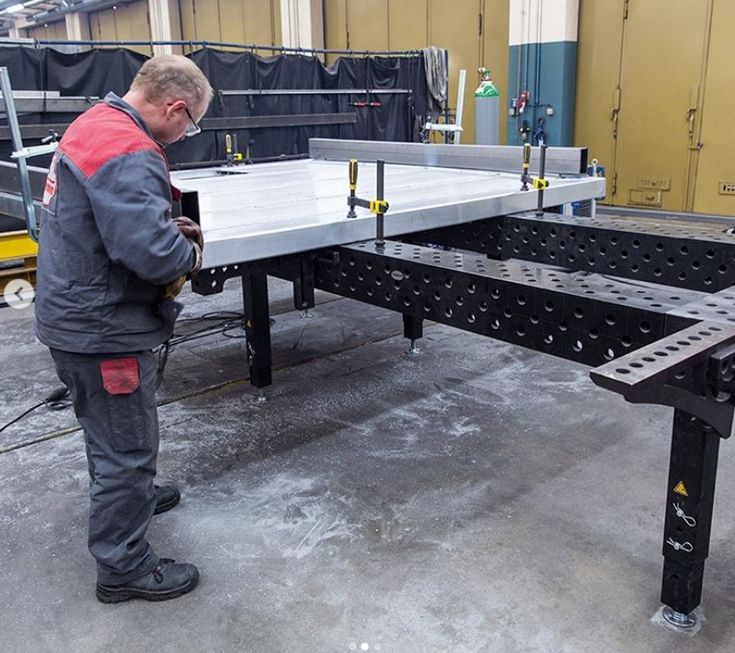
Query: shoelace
152 558 175 583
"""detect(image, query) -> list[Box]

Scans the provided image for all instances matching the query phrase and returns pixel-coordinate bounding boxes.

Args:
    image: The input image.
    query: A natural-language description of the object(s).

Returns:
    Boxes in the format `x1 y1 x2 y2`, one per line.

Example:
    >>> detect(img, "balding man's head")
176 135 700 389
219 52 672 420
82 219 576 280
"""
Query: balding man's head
125 55 213 146
131 55 213 117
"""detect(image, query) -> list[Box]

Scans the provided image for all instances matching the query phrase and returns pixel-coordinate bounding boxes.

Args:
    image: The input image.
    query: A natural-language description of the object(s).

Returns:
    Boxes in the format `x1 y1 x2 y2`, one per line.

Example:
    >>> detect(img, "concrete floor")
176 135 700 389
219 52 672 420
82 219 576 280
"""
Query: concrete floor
1 279 735 652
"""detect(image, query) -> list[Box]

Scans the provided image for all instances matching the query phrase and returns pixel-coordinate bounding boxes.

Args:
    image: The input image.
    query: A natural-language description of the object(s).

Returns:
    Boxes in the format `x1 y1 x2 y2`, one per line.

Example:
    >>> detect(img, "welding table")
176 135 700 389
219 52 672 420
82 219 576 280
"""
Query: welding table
173 139 735 630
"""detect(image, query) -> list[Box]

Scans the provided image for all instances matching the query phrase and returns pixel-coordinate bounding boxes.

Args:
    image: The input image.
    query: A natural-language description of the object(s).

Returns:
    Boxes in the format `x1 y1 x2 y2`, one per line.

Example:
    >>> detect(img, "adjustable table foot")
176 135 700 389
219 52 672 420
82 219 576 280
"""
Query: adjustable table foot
662 606 697 630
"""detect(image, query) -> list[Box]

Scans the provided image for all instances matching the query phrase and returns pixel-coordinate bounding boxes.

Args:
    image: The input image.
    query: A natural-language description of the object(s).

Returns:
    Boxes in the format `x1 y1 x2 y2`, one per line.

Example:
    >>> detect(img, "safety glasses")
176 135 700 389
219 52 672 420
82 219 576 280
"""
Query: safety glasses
184 106 201 138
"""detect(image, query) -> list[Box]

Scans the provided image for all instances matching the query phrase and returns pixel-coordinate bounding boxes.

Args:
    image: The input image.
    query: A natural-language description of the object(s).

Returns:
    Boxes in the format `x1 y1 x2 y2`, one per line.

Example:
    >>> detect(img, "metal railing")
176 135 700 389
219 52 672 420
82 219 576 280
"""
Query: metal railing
0 66 51 242
32 39 424 58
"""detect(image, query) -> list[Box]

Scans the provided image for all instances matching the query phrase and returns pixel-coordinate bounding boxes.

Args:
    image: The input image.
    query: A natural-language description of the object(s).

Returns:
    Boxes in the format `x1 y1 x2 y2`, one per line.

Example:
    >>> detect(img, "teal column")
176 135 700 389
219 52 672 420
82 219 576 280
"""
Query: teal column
507 0 579 147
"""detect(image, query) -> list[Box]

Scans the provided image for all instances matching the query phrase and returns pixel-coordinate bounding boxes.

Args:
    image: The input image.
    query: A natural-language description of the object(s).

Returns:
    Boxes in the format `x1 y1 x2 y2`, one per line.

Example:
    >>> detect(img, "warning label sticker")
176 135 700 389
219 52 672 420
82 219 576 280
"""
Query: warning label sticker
673 481 689 497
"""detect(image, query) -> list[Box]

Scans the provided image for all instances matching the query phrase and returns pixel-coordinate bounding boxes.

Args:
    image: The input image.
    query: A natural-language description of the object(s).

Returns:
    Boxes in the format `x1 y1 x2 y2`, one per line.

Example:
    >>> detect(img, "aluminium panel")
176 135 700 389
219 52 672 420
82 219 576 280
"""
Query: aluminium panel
309 138 589 175
173 158 606 269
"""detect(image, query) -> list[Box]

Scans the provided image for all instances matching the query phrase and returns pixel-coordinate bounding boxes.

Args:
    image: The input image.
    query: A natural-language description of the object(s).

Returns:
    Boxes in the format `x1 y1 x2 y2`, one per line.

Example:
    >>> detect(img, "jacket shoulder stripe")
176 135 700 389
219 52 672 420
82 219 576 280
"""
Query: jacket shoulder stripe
60 104 162 178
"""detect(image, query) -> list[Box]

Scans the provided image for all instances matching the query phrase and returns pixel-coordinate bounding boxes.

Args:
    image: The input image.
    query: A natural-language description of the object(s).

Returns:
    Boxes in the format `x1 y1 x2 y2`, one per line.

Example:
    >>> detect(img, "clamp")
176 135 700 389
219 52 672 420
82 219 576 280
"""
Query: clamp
520 143 533 191
346 158 390 249
519 143 550 216
535 144 549 216
225 133 243 166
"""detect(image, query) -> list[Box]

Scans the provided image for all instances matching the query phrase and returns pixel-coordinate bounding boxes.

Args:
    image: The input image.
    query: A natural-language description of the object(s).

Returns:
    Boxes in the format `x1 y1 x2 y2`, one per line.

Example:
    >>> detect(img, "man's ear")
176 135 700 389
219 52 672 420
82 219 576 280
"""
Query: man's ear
165 99 186 120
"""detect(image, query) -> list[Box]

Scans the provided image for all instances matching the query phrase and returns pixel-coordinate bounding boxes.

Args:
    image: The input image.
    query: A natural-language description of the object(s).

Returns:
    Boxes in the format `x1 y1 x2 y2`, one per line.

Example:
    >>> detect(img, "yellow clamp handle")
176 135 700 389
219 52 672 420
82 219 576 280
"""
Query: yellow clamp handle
369 199 389 215
349 159 358 191
233 153 243 161
523 142 531 170
533 178 549 190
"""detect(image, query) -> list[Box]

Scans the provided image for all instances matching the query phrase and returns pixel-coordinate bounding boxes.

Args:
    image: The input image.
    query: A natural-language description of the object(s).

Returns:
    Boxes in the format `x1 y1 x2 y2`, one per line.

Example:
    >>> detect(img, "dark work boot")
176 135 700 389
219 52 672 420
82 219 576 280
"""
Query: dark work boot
154 484 181 515
96 559 199 603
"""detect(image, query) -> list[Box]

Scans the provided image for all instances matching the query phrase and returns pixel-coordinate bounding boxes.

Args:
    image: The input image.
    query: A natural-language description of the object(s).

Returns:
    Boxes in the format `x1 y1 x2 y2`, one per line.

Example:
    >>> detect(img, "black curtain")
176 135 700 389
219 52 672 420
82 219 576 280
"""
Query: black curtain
0 46 435 165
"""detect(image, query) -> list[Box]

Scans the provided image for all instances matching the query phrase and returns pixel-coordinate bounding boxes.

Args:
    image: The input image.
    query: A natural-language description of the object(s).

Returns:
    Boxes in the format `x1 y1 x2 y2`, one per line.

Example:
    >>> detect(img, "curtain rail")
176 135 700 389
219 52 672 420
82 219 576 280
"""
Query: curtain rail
33 39 423 57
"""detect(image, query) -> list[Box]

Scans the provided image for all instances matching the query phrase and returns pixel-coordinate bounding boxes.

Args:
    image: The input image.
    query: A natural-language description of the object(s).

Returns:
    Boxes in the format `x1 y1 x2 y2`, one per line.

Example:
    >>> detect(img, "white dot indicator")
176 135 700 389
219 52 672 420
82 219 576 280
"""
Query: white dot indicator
3 279 34 310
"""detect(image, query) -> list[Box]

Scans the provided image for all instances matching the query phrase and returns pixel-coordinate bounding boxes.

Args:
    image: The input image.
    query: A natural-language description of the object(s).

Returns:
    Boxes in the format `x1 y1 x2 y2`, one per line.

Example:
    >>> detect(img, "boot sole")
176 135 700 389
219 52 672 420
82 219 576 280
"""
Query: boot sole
153 492 180 515
96 570 199 604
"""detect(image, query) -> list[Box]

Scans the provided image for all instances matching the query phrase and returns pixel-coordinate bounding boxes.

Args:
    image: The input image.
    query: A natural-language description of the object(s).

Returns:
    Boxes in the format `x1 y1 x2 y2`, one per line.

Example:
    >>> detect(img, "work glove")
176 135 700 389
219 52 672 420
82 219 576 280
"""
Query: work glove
174 216 204 250
175 216 203 278
161 218 204 300
189 240 203 277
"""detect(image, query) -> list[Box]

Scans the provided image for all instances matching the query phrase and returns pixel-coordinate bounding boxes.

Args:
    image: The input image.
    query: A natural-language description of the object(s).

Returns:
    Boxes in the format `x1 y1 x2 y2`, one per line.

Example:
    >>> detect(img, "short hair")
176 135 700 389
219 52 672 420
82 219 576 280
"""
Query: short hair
131 55 213 113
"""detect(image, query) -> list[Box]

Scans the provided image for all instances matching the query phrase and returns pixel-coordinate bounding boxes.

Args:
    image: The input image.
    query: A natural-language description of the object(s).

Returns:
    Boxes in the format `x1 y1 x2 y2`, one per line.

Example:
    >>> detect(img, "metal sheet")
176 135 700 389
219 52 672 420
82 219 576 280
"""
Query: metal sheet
0 96 100 113
0 161 47 198
200 113 357 130
309 138 589 175
172 158 606 268
0 193 40 222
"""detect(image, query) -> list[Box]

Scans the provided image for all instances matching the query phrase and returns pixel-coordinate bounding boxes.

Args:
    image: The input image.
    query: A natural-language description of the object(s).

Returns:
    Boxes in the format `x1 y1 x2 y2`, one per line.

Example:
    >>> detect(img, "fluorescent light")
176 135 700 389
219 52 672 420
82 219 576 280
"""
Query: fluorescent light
4 3 26 12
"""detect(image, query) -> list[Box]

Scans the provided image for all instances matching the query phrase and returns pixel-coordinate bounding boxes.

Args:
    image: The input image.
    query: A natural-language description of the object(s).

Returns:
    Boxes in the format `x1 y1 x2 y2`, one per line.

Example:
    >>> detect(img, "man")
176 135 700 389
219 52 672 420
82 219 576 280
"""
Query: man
35 55 213 603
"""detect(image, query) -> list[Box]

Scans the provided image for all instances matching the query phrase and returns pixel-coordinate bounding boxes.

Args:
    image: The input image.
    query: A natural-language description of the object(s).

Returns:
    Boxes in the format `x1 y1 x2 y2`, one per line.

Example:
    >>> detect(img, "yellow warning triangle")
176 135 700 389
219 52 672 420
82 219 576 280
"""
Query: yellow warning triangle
674 481 689 497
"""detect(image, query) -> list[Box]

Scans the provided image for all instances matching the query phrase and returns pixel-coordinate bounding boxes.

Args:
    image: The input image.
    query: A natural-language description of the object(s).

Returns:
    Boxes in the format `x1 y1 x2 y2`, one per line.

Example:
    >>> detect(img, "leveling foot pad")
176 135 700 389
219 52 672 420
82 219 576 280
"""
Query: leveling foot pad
96 559 199 603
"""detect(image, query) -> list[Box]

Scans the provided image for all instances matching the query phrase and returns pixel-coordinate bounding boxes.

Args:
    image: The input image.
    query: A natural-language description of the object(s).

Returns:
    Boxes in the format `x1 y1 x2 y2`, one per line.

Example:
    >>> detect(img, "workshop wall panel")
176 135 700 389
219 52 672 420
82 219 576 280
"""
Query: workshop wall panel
26 20 67 42
323 0 347 64
179 0 197 50
88 3 152 54
346 0 389 52
693 0 735 216
574 0 728 213
185 0 223 43
573 0 625 202
613 0 710 212
217 0 249 45
324 1 511 145
217 0 278 47
428 0 482 144
387 0 427 51
180 0 279 52
481 0 509 145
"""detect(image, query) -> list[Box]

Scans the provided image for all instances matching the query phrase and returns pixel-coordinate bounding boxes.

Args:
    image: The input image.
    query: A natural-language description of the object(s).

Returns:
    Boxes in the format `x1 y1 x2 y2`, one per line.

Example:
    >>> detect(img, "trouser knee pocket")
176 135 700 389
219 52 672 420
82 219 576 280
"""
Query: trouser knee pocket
100 356 154 453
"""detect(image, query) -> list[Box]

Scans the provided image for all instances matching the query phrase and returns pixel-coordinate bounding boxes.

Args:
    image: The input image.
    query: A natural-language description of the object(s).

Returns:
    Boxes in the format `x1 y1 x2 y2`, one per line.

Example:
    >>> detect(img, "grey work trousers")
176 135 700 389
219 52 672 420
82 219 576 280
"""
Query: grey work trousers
50 348 160 585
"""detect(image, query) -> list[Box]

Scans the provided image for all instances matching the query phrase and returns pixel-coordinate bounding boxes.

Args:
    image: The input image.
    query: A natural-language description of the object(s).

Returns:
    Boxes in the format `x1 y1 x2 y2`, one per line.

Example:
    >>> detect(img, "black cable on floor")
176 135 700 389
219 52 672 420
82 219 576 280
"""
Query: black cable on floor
155 312 250 388
0 386 70 434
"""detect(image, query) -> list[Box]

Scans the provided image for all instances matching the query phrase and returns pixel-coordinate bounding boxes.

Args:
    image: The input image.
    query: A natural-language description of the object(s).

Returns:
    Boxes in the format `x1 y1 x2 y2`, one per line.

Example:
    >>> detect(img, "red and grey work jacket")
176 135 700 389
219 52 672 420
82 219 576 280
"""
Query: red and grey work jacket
35 93 196 354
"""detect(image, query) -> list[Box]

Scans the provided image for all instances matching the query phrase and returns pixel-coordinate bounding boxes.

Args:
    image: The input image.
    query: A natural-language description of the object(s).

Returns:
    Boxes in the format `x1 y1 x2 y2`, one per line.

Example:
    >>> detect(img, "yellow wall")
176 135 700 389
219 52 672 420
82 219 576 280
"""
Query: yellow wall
26 20 68 41
574 0 734 215
481 0 509 145
88 2 153 54
573 0 624 202
179 0 281 52
693 0 735 215
323 0 509 145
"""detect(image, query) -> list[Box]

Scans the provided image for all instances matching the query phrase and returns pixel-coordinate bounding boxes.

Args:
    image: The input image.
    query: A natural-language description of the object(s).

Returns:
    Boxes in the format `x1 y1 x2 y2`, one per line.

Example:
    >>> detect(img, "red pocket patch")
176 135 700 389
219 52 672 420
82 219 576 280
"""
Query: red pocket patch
100 358 140 395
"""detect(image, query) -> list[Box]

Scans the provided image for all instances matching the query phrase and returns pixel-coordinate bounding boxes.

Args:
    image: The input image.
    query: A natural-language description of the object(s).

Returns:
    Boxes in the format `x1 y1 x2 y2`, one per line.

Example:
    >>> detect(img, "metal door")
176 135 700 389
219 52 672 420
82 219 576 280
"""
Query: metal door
613 0 711 210
693 0 735 215
573 0 626 202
